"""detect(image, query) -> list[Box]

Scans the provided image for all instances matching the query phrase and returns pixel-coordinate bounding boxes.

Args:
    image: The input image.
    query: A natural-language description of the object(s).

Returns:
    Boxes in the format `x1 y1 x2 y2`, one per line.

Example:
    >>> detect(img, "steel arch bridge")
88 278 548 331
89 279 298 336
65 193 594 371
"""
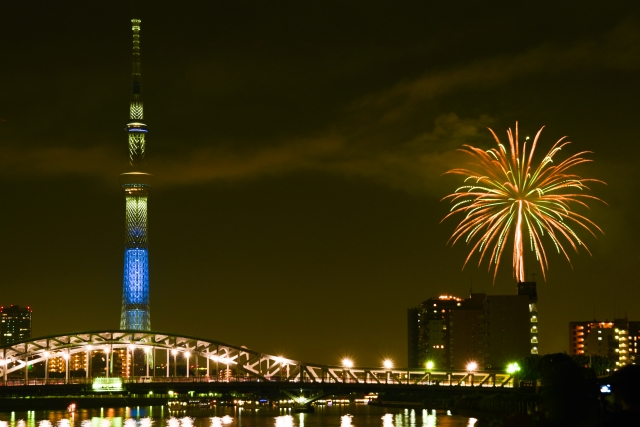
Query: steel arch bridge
0 330 515 388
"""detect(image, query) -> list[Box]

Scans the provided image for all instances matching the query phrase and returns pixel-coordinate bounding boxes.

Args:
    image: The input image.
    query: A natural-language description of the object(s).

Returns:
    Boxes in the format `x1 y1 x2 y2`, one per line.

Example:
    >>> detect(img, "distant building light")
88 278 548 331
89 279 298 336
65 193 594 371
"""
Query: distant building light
438 295 463 302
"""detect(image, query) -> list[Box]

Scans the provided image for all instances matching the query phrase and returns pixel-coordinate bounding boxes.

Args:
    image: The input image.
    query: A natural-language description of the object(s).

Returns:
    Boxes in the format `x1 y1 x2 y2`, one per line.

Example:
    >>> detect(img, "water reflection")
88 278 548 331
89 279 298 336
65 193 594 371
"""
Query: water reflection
210 416 233 427
274 415 293 427
0 405 472 427
421 410 435 427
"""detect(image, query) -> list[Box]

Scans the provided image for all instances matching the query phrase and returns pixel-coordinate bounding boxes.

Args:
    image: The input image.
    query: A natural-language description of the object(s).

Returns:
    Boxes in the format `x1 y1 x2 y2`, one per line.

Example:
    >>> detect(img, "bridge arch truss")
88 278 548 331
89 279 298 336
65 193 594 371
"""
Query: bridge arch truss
0 330 514 388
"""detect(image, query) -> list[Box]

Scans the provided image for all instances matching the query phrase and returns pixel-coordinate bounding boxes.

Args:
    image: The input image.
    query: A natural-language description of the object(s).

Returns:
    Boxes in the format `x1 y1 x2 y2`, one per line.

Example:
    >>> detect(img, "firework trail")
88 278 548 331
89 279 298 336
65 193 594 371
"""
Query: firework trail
442 123 604 282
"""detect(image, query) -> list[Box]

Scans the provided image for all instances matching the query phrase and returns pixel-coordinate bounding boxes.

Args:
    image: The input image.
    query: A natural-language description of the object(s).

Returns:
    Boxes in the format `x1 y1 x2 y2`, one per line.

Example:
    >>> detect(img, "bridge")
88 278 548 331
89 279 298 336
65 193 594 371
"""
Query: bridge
0 330 519 409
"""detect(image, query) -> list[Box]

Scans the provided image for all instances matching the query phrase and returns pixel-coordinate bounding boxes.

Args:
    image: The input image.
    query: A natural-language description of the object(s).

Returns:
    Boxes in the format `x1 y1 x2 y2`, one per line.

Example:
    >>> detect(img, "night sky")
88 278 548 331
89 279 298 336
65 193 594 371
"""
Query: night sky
2 1 640 367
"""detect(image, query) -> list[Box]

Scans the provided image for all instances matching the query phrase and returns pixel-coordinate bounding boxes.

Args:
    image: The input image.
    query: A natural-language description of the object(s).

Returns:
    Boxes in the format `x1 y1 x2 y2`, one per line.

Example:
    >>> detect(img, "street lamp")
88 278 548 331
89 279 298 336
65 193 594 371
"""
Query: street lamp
85 345 92 379
62 352 70 383
128 345 135 378
104 347 111 378
185 351 191 378
383 359 393 384
507 362 520 387
426 361 434 371
145 347 151 377
44 351 50 382
172 349 178 377
466 361 478 386
507 362 520 375
342 358 353 383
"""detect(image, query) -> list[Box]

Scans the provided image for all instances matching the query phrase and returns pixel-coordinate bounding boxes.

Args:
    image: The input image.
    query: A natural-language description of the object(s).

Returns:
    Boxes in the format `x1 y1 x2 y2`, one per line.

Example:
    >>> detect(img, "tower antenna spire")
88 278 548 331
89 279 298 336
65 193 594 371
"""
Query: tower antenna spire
120 19 152 331
127 19 146 166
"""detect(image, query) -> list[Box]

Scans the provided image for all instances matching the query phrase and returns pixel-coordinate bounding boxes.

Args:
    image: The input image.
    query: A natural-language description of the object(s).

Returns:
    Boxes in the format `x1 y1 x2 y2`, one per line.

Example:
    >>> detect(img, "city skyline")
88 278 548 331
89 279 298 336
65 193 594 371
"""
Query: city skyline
1 2 639 367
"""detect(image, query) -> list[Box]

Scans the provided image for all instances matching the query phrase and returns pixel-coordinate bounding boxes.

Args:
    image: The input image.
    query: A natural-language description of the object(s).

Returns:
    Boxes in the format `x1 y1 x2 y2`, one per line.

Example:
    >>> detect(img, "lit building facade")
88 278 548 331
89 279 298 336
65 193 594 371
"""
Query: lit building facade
0 305 32 346
408 282 536 370
569 319 640 367
120 19 152 330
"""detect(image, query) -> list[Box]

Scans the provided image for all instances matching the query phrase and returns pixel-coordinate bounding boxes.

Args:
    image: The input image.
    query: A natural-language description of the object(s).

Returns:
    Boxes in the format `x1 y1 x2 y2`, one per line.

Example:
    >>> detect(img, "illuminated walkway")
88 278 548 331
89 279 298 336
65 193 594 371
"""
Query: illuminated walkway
0 330 515 388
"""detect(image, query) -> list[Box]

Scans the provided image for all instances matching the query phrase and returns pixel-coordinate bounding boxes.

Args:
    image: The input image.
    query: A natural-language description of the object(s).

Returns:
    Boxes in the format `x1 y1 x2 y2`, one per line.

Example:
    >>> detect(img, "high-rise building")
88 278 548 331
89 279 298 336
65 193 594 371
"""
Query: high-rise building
0 305 32 345
569 318 640 367
408 283 537 370
120 19 152 330
482 294 532 368
517 281 539 354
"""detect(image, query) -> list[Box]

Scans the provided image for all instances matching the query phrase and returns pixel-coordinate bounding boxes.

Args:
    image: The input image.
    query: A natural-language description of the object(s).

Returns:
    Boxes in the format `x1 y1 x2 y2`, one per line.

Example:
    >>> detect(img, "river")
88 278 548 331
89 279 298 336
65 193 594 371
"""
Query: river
0 405 475 427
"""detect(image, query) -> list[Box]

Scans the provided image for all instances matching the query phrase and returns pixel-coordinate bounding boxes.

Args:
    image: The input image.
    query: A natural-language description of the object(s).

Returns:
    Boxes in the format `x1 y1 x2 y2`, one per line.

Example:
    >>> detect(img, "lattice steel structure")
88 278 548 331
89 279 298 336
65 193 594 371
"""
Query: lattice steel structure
0 330 516 388
120 19 152 330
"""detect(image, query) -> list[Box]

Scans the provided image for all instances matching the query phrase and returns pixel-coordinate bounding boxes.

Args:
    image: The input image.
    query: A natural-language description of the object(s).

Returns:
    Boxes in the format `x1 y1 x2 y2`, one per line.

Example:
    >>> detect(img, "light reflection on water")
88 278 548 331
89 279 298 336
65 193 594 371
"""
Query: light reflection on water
421 409 436 427
274 415 293 427
340 415 352 427
1 405 471 427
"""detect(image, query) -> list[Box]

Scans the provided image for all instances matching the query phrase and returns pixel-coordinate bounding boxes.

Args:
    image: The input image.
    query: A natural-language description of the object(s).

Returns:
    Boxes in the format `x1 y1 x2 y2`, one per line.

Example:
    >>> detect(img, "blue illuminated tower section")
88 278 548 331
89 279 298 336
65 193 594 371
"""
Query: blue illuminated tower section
120 19 152 330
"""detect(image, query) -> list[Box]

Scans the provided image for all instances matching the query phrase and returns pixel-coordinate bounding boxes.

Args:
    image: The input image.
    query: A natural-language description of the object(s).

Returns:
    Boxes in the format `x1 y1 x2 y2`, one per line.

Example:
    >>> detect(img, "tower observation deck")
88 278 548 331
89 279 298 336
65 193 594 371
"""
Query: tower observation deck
120 19 152 330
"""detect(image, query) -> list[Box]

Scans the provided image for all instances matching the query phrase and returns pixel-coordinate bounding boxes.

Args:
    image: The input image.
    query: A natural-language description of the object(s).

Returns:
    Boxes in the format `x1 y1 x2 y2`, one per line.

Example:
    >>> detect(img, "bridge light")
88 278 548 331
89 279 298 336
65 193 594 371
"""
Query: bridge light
466 361 478 372
104 347 111 354
62 352 70 360
86 345 93 351
426 361 434 370
507 363 520 374
44 351 50 358
171 349 178 356
342 358 353 369
383 359 393 370
145 347 151 353
129 344 135 351
185 351 191 358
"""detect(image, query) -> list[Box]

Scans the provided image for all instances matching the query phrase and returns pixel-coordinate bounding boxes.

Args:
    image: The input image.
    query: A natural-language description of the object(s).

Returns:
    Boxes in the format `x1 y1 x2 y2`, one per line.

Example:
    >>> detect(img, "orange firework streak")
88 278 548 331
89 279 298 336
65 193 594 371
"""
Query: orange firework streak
442 123 605 282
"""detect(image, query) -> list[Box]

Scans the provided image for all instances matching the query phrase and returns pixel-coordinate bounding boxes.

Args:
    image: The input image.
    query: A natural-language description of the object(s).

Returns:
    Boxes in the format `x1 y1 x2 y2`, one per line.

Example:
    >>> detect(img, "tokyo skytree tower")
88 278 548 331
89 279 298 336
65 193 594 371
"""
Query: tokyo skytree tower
120 19 152 330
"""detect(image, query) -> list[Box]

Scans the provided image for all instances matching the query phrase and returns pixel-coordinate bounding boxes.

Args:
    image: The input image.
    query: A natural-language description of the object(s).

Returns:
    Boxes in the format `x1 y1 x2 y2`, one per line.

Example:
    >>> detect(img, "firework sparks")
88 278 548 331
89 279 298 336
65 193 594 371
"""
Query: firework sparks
442 123 605 282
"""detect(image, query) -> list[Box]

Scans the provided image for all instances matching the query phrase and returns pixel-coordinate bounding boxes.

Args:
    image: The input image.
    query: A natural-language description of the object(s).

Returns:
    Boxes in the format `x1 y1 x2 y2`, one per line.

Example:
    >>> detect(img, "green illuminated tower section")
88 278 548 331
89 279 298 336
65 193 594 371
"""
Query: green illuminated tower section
120 19 152 330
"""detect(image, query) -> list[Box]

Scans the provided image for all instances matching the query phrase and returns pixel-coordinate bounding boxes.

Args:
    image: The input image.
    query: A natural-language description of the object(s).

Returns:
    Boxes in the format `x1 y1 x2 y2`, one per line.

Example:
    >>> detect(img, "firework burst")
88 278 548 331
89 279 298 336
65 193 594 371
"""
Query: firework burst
442 123 605 282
